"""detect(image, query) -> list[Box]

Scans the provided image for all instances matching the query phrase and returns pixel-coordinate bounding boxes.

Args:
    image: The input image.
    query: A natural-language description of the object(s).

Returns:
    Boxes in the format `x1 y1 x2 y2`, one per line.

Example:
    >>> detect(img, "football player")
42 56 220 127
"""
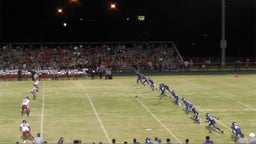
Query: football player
159 83 167 98
31 86 37 100
164 84 172 94
231 121 242 141
20 120 34 143
181 97 192 113
33 79 39 92
21 97 30 117
171 90 179 105
191 107 201 124
136 72 144 85
205 113 224 134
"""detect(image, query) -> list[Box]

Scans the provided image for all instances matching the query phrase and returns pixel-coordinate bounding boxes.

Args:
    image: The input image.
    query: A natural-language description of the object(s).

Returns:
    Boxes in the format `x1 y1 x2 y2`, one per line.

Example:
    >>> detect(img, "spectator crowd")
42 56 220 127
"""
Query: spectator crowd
0 42 255 81
0 42 177 80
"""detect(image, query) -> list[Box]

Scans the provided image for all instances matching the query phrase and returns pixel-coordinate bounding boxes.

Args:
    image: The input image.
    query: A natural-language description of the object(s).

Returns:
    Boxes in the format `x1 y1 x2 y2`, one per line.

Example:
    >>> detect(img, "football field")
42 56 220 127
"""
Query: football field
0 74 256 144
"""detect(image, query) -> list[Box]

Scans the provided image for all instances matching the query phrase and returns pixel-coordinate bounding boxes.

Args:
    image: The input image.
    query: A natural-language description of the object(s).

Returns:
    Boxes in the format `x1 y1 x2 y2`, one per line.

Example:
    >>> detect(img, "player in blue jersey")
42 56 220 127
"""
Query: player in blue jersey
159 82 171 94
148 78 157 91
205 113 224 134
231 121 242 141
159 83 167 98
163 83 171 94
191 107 201 124
142 77 157 90
145 137 152 144
171 90 179 105
142 77 150 86
203 136 213 144
136 72 144 85
181 97 192 113
158 82 173 100
158 83 165 96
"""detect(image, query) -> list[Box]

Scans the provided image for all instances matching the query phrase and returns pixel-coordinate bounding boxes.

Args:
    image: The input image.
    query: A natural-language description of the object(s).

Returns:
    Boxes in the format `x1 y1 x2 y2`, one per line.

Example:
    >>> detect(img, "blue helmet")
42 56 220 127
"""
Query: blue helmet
145 137 150 143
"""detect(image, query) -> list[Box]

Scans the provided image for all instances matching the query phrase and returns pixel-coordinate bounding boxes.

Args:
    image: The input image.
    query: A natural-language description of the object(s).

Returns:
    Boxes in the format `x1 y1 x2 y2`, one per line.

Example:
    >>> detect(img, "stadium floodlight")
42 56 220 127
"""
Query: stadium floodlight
62 22 67 27
69 0 80 5
57 8 63 14
110 3 116 9
70 0 78 2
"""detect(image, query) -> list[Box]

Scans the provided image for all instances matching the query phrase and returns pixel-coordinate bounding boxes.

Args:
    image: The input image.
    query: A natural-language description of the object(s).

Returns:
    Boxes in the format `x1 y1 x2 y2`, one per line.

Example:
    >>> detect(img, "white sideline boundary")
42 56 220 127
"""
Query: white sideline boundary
77 81 111 143
111 81 182 144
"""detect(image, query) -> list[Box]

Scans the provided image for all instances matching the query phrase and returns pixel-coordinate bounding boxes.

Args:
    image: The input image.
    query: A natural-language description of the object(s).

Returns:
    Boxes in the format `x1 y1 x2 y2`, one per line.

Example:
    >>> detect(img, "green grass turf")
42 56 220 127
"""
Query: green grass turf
0 74 256 144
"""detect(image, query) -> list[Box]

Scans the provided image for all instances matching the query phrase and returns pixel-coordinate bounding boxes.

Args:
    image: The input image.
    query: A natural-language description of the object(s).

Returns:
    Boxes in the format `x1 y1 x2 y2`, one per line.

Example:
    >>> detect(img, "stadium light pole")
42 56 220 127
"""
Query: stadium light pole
221 0 227 66
0 0 2 42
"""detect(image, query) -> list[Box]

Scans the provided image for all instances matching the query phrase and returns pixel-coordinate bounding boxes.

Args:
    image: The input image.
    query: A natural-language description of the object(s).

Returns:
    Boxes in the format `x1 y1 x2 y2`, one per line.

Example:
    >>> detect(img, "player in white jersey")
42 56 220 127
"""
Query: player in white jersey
20 120 33 143
34 80 39 92
31 86 37 100
33 72 39 81
21 97 30 117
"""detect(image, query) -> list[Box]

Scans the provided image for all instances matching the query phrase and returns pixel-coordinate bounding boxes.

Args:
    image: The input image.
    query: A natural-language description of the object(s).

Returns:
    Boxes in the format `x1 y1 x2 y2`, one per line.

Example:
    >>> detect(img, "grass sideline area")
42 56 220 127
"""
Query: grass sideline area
0 74 256 144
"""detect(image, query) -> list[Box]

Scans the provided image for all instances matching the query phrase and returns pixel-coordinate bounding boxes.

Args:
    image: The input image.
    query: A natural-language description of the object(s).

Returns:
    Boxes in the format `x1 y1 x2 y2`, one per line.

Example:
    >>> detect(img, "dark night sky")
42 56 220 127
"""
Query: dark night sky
0 0 255 57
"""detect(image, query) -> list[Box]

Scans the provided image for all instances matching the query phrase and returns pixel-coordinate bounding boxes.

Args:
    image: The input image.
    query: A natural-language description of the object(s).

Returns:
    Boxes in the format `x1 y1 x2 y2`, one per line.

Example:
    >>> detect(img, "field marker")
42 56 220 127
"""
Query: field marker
111 81 182 143
77 81 111 143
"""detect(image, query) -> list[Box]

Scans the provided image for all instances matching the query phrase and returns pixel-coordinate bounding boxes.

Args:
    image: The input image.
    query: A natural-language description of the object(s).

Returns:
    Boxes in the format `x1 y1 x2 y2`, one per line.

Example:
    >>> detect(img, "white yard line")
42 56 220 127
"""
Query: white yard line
222 94 256 111
174 77 256 111
111 81 182 144
200 88 256 130
77 81 111 143
40 81 45 138
169 78 256 131
170 79 232 130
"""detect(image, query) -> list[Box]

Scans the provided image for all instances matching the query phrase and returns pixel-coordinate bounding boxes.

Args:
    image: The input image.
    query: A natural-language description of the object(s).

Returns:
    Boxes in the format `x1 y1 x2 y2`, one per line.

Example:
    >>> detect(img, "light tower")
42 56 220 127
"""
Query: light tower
221 0 226 66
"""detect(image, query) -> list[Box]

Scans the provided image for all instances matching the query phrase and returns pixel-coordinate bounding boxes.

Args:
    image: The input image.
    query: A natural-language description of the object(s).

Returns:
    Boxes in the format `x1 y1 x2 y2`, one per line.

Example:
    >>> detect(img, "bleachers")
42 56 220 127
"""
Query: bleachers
0 42 255 81
0 42 178 80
